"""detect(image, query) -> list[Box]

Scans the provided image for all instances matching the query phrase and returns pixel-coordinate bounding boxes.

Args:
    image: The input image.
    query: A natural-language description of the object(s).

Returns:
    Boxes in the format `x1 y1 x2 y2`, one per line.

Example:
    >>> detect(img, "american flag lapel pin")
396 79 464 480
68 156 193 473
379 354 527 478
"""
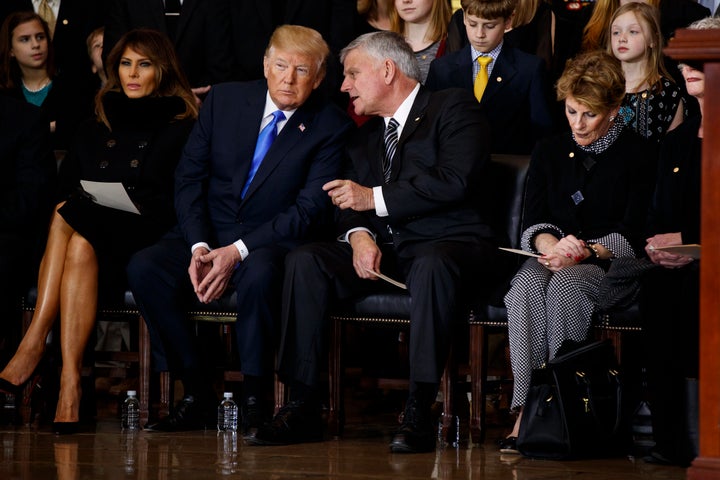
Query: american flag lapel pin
298 123 306 132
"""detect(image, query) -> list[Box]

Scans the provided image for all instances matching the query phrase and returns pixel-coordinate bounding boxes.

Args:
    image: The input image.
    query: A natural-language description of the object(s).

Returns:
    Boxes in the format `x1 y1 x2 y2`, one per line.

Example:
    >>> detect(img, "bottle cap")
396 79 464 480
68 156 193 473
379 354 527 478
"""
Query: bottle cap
127 390 137 396
223 392 233 399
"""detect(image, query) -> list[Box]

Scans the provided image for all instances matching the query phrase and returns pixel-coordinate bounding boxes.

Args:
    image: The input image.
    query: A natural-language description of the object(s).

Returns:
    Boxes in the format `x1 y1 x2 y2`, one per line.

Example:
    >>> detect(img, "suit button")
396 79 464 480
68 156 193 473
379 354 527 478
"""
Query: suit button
99 160 109 168
106 139 116 148
130 159 140 168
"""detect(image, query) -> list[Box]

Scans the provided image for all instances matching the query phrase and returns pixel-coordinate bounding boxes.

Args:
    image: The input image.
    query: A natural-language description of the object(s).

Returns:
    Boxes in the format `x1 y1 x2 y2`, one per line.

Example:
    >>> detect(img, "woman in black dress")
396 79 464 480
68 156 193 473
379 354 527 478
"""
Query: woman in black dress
500 50 657 453
639 15 720 468
0 29 197 434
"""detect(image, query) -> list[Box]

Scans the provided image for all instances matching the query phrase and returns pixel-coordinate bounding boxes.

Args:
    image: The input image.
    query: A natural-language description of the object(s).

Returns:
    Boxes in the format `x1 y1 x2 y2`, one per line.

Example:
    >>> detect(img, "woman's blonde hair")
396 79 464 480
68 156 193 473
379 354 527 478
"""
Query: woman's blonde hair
512 0 539 28
556 50 626 114
96 28 197 129
390 0 452 43
606 2 671 91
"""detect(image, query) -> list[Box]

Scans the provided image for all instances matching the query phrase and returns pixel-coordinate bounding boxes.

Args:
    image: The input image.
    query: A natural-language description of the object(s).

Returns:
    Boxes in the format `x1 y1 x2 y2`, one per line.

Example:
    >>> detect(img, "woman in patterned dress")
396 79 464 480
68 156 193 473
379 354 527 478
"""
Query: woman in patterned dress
608 1 683 142
499 50 658 453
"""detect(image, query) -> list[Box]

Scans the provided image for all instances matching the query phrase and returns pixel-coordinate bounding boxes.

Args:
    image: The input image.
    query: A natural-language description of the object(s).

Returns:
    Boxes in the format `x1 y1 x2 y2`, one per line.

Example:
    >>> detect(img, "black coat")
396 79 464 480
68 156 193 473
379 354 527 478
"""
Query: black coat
57 92 195 260
523 128 658 254
0 95 55 232
647 115 701 243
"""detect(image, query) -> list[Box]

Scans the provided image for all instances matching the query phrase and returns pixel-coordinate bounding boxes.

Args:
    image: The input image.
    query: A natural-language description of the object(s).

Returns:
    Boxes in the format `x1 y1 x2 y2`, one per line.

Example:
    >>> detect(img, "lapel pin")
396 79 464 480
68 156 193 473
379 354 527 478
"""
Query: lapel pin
496 77 502 82
298 123 306 132
414 117 420 122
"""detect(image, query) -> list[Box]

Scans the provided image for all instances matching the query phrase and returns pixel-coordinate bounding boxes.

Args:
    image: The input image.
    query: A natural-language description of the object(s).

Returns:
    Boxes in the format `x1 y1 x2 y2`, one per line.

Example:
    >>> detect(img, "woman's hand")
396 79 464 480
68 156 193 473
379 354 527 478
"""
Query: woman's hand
538 234 589 272
645 232 693 268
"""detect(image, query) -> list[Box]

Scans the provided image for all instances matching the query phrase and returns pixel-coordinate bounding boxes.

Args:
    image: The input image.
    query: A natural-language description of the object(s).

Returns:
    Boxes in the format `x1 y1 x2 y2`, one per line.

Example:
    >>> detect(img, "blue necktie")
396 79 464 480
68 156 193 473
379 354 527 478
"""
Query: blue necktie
241 110 285 198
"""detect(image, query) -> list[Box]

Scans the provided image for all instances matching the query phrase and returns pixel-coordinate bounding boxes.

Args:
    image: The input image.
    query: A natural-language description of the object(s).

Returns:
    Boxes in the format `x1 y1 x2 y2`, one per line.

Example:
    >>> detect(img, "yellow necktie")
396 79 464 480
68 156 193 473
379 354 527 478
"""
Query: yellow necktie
38 0 56 39
473 56 492 102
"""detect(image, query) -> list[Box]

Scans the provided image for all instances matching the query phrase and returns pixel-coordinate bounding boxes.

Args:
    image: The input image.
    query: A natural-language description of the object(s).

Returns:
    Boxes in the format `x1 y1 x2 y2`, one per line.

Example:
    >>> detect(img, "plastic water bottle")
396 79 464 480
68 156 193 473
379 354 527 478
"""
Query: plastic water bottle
121 390 140 430
217 392 238 432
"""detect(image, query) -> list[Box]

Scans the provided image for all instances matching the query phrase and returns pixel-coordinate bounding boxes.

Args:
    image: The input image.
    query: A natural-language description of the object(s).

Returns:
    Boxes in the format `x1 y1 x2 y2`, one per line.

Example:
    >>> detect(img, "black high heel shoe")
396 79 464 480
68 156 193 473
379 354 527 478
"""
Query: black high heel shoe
0 377 23 396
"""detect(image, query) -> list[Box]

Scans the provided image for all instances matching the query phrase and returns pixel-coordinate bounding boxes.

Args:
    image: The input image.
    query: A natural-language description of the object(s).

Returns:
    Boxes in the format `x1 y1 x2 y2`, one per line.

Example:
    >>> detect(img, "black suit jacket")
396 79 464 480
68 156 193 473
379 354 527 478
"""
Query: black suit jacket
340 86 495 251
174 80 354 252
425 45 553 155
104 0 232 87
0 96 55 232
228 0 357 90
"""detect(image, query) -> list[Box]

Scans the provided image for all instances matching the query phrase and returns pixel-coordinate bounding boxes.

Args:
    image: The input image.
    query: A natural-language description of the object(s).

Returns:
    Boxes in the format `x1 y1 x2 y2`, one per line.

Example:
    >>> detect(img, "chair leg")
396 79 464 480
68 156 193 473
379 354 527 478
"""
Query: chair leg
19 310 34 425
138 315 150 426
439 357 454 445
598 328 623 365
470 324 487 444
327 317 343 437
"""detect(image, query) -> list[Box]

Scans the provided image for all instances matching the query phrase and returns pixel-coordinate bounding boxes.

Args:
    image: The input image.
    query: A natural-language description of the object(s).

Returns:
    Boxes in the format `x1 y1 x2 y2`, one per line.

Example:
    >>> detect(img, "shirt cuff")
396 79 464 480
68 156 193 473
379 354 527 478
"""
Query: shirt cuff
191 242 211 255
373 186 388 217
233 239 249 260
341 227 376 243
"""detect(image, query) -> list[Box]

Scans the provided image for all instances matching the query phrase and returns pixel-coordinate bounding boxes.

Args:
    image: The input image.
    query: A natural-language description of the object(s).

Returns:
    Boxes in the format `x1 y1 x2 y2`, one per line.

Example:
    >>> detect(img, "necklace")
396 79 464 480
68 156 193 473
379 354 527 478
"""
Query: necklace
22 78 51 93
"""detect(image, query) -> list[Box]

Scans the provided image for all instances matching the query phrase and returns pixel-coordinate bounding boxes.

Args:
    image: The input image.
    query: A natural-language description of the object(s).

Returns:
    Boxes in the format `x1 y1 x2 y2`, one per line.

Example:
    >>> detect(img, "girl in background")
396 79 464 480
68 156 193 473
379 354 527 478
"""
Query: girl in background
390 0 451 81
608 1 683 141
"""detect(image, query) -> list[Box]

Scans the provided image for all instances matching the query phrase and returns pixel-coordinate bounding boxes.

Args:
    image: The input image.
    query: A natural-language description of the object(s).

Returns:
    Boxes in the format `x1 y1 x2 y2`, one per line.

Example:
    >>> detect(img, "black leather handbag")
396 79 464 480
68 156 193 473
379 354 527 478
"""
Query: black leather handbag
517 339 628 459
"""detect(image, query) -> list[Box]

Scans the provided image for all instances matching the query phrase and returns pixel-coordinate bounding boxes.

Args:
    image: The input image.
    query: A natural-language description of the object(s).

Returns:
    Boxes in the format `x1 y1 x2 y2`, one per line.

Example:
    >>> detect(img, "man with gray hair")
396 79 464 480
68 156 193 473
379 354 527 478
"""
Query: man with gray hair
250 31 496 453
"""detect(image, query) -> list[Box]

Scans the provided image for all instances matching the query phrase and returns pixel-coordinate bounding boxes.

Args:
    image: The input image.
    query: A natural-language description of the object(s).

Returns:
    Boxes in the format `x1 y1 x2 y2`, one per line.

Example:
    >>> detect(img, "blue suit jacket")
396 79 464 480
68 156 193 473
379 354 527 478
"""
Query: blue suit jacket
174 80 354 252
426 44 553 155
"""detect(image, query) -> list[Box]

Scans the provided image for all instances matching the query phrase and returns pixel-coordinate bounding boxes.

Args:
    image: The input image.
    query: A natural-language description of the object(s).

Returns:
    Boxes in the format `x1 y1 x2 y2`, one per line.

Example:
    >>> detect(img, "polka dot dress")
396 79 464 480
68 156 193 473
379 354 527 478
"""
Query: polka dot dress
505 226 635 410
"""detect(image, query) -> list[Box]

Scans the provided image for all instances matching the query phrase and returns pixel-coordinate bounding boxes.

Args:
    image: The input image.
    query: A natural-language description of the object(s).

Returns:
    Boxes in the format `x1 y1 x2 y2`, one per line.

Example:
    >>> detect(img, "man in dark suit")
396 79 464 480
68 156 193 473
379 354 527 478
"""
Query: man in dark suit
426 0 553 155
0 96 55 362
249 31 496 453
126 25 353 433
104 0 232 97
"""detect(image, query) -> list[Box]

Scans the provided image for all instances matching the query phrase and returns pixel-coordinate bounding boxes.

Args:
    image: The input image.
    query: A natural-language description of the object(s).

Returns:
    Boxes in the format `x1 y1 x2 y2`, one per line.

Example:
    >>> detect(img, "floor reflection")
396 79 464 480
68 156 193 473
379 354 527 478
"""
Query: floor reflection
0 421 688 480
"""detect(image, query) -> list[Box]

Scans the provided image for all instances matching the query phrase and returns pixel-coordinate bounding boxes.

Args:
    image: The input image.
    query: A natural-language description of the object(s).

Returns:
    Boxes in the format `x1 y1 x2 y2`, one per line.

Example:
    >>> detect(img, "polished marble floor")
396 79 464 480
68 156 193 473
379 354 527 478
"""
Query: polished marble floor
0 415 688 480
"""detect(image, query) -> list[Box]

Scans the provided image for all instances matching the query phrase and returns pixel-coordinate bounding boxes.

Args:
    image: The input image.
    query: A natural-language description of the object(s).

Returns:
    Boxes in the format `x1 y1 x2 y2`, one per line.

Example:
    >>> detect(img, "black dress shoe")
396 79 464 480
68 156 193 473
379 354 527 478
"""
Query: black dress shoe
241 396 268 439
145 395 214 432
389 398 436 454
246 400 323 446
53 422 79 435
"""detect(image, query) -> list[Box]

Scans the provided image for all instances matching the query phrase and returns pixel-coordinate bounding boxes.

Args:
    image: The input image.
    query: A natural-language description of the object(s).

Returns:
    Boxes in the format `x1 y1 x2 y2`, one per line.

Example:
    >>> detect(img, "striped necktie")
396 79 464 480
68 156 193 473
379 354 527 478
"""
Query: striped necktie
383 118 399 183
38 0 56 39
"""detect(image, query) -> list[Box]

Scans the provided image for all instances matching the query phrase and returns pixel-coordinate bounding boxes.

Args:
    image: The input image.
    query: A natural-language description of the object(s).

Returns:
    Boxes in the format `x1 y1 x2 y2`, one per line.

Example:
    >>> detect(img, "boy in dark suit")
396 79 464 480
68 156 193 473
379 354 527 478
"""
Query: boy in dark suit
426 0 553 154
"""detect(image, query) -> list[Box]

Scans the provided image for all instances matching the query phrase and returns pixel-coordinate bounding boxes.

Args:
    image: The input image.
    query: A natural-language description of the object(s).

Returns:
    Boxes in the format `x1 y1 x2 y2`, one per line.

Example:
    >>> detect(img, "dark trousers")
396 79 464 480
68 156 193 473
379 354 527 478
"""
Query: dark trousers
639 262 699 464
277 238 494 389
127 230 288 381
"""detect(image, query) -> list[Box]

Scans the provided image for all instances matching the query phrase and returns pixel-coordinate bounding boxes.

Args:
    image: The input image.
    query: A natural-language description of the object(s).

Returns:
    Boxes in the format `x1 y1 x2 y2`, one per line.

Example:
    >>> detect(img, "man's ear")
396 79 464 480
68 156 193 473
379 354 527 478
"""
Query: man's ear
262 55 269 80
383 59 396 85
